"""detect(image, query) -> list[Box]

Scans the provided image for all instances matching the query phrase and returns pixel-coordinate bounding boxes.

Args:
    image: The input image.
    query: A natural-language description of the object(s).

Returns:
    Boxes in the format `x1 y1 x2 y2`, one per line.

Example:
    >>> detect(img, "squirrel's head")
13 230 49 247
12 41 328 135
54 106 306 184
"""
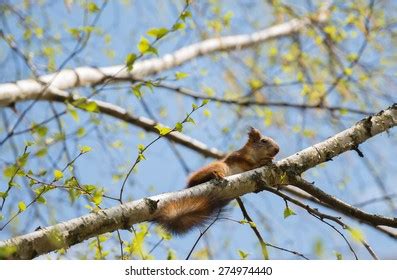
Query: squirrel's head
247 127 279 162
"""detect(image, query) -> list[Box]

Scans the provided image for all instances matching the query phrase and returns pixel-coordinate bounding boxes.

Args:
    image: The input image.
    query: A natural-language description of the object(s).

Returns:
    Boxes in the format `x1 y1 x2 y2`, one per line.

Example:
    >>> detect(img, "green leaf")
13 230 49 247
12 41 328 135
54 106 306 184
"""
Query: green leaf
82 184 97 194
71 98 99 113
248 221 256 228
155 226 172 241
34 185 51 196
81 101 98 112
138 153 146 162
138 36 150 53
186 116 195 124
148 46 158 56
32 125 48 137
172 22 185 31
25 141 34 147
37 196 46 204
339 108 348 116
145 81 155 93
314 239 324 257
35 148 48 158
203 109 211 118
67 104 79 122
324 25 337 39
268 46 278 57
132 85 142 99
335 251 343 260
154 124 172 136
54 132 65 142
203 86 215 97
23 29 32 40
223 11 234 25
0 192 8 199
34 27 44 39
175 71 189 80
98 234 109 243
127 224 149 256
87 2 99 13
92 191 103 206
53 170 64 181
283 207 296 218
68 28 81 39
248 78 263 90
111 140 123 149
201 99 209 106
18 201 27 212
167 249 176 260
64 177 78 189
82 26 95 34
175 122 183 132
348 227 364 243
76 127 86 138
147 27 168 39
347 53 358 62
137 144 145 152
180 10 192 21
302 129 315 138
343 68 353 76
80 145 92 153
17 152 30 168
3 165 17 178
192 103 198 110
125 53 137 71
296 71 304 82
238 250 249 260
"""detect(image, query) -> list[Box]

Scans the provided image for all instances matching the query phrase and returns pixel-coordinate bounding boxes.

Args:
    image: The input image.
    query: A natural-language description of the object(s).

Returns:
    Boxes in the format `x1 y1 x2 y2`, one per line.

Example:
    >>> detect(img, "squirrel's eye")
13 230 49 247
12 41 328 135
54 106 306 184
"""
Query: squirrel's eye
260 139 268 143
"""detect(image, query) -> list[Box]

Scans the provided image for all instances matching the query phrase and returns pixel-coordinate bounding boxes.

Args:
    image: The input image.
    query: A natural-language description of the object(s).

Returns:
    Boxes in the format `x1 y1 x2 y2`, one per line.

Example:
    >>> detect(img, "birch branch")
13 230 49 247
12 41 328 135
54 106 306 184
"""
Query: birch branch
0 10 329 107
11 87 224 159
0 103 395 259
276 104 397 174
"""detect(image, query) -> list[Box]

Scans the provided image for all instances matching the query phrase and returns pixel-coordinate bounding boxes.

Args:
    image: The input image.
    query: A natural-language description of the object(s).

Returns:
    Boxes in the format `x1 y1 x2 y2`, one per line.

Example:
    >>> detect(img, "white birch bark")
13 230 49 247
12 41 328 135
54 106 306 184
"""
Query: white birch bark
0 11 329 107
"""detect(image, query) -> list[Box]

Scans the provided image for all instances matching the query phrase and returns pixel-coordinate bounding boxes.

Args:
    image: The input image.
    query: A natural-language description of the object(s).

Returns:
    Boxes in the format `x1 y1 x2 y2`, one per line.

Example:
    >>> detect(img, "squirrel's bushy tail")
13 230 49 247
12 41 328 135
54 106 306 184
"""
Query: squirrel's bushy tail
153 195 229 235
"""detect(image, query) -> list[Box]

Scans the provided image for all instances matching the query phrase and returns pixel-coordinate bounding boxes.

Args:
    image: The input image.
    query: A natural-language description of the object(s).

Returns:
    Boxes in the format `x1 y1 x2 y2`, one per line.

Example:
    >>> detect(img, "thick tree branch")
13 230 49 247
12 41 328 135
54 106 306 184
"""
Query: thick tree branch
277 104 397 174
0 9 330 107
0 104 395 259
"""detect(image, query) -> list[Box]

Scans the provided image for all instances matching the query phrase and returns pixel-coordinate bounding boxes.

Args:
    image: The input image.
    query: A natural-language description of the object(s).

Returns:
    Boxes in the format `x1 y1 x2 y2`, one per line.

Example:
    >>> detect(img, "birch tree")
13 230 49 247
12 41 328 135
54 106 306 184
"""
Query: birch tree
0 0 396 260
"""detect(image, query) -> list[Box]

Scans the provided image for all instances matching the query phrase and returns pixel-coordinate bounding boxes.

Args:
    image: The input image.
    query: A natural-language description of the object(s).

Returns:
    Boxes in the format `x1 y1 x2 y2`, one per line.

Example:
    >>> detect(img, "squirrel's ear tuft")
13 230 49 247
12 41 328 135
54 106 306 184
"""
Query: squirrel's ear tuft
248 127 261 142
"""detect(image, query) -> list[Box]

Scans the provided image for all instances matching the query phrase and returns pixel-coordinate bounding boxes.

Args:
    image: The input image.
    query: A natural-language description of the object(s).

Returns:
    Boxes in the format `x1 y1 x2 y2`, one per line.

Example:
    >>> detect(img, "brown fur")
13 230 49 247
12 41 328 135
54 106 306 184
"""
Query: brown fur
154 195 229 235
153 127 279 235
186 161 229 188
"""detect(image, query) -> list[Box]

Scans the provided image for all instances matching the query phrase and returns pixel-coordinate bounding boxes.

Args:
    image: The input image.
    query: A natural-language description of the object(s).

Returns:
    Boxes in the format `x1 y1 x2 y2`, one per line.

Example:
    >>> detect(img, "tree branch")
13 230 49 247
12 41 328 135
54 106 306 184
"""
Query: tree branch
278 185 397 239
5 86 224 159
0 8 330 107
277 103 397 174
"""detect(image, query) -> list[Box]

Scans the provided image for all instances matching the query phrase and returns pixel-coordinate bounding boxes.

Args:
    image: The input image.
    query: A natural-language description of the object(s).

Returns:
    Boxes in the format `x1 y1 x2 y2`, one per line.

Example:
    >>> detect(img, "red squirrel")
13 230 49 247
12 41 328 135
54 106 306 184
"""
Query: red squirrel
153 127 279 235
